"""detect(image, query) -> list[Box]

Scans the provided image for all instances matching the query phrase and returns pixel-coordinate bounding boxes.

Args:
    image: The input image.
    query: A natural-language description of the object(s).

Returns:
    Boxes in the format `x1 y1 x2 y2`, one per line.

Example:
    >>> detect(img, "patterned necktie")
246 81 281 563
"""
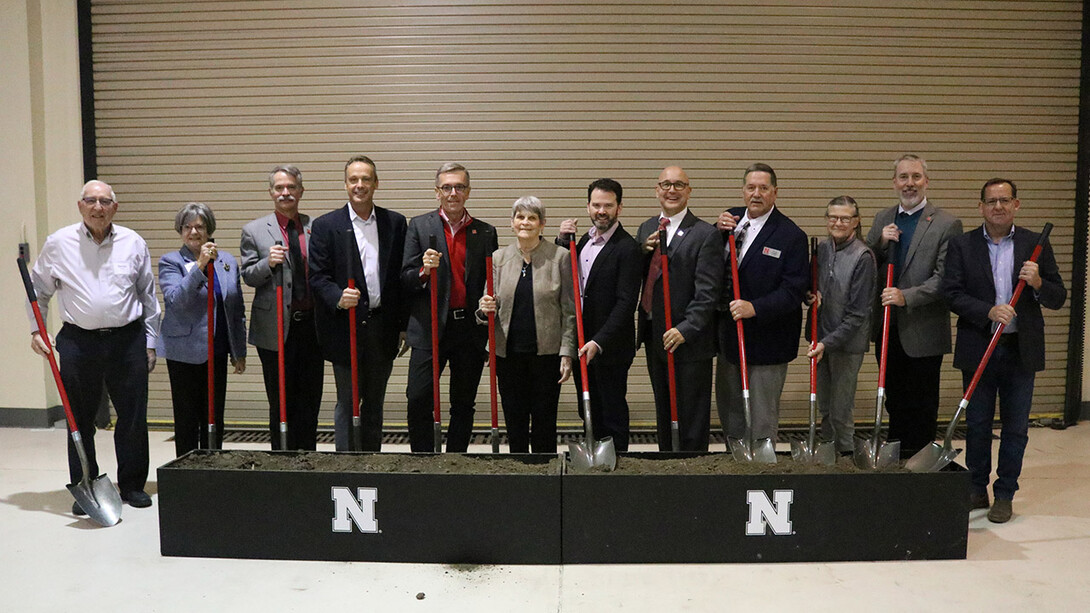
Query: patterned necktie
640 217 671 315
735 221 751 258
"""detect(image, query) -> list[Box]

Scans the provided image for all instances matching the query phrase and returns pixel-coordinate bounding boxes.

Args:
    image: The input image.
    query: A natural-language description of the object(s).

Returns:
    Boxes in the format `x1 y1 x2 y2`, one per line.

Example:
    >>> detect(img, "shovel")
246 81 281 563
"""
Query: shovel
274 240 288 450
854 243 901 469
346 230 363 451
565 235 616 471
792 238 836 465
205 257 219 449
907 223 1053 473
428 235 443 452
657 228 682 452
724 233 777 463
18 257 123 527
486 256 500 453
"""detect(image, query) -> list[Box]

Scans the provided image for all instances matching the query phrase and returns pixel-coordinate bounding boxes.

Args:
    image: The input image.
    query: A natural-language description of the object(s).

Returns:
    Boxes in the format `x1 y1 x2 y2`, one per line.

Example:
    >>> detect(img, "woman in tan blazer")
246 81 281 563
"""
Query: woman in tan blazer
478 196 575 453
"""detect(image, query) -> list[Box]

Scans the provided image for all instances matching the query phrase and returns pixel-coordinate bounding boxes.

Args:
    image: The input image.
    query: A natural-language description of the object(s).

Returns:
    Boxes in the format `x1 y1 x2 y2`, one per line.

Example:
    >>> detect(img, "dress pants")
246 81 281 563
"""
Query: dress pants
497 353 561 453
166 356 228 455
405 315 487 452
646 347 712 452
963 337 1035 501
332 308 395 452
55 320 149 495
816 351 864 453
572 359 632 452
257 312 324 451
717 359 788 443
881 325 943 457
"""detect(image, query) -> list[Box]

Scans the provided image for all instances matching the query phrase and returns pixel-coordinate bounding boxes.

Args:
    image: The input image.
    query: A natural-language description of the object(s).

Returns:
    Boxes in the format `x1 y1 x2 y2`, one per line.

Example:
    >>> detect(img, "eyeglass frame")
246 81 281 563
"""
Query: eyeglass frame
81 197 116 207
436 184 469 195
657 180 690 191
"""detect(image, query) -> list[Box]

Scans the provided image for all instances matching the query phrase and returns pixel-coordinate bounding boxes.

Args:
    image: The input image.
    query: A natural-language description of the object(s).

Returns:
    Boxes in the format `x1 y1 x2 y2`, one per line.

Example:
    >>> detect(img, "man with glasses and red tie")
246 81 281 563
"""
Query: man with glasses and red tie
27 180 161 514
241 165 325 451
715 163 809 449
636 166 723 451
400 163 497 453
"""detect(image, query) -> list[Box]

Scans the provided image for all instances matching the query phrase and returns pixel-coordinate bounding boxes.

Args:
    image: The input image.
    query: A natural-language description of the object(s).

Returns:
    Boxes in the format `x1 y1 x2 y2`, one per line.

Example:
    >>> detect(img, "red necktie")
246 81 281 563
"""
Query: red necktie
640 217 671 315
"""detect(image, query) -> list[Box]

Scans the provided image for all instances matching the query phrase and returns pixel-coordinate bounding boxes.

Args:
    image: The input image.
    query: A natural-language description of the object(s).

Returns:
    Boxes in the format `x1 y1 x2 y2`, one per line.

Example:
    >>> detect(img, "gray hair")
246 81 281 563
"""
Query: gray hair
81 180 116 202
826 195 864 240
436 162 470 186
511 195 545 221
268 164 303 188
893 154 928 178
174 202 217 236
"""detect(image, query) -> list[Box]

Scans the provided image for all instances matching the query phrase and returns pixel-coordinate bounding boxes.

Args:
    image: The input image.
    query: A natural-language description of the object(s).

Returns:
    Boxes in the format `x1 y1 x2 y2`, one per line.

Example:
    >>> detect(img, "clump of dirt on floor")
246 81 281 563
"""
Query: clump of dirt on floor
169 451 562 475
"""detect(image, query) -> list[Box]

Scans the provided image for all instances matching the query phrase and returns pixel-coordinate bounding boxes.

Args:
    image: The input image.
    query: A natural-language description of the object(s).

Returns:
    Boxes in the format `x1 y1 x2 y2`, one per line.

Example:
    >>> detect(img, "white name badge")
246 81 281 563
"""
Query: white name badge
762 247 782 259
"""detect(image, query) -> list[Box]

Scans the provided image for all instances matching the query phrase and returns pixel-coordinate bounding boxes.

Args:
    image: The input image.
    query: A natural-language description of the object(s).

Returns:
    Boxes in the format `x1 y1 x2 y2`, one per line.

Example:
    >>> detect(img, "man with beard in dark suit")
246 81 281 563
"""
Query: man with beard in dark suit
556 178 642 451
309 155 407 451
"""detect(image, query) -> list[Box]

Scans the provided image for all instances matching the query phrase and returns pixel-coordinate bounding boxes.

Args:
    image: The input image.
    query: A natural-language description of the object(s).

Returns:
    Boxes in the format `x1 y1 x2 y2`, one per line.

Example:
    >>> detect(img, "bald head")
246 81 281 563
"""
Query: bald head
656 166 691 216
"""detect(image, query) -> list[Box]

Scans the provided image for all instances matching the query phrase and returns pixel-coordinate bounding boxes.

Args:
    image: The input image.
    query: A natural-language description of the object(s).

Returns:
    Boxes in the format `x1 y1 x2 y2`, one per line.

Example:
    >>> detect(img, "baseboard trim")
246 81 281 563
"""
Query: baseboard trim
0 406 64 428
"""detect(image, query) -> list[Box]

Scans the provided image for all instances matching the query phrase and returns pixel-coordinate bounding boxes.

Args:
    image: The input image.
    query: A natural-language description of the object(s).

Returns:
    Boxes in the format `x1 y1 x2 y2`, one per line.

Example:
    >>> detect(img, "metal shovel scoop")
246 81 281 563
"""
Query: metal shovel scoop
19 257 122 526
565 235 616 472
724 233 776 464
792 238 835 466
854 244 900 470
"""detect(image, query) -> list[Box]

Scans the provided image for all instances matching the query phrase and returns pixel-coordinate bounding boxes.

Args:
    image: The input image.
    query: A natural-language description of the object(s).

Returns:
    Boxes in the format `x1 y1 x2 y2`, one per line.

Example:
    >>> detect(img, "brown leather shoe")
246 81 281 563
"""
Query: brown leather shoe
969 492 990 510
988 498 1013 523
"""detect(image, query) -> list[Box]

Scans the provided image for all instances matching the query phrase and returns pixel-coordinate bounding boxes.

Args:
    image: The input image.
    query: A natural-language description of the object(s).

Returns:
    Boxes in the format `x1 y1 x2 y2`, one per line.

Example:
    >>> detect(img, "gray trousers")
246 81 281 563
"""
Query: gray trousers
716 358 788 441
816 351 863 453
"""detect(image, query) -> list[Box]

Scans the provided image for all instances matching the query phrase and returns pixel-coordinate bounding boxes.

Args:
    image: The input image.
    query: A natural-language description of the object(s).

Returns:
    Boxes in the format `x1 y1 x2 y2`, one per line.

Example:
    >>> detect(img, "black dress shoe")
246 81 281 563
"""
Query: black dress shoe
72 501 87 516
121 490 152 508
988 499 1013 523
969 492 990 510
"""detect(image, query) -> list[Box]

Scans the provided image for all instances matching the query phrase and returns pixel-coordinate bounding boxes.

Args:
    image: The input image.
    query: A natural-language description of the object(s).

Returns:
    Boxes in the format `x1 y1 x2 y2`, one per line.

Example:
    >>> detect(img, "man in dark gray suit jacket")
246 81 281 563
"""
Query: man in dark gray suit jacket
943 178 1065 523
240 165 324 450
636 166 723 451
557 178 642 451
866 154 963 457
401 163 497 453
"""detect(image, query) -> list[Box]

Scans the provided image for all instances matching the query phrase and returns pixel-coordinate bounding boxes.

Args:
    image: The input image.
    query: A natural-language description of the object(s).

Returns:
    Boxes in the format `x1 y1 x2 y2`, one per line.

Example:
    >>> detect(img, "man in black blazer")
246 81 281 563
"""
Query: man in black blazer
715 163 809 445
309 155 407 451
400 163 498 452
636 166 723 451
556 178 642 451
943 178 1065 523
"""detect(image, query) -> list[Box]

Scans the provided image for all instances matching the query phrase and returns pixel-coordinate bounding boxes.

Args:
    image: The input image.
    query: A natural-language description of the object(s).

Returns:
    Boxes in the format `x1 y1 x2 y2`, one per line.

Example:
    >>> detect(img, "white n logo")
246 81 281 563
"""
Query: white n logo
745 489 793 536
331 486 379 533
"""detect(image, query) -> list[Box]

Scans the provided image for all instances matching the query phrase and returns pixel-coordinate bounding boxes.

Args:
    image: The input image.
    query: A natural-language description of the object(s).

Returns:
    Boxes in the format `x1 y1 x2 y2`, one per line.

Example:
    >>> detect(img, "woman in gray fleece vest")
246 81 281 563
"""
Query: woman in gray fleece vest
806 196 877 453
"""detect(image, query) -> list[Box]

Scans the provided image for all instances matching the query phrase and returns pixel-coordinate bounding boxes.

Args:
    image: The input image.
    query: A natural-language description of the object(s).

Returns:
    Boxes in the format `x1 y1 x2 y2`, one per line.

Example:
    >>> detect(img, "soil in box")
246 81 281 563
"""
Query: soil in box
159 451 562 564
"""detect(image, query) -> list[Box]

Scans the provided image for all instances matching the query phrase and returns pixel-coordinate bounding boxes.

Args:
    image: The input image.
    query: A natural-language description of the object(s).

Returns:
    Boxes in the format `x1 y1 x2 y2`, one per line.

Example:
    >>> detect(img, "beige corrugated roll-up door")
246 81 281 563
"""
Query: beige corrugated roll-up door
89 0 1080 432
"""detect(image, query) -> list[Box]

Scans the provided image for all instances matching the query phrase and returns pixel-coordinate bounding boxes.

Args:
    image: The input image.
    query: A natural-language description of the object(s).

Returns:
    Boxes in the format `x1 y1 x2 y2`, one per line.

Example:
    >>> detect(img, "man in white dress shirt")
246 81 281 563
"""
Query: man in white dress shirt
28 180 161 515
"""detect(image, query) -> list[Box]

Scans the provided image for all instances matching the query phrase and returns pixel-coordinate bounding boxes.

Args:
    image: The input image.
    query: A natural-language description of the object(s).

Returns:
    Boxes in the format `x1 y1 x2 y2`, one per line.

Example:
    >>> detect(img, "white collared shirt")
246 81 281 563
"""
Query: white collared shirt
28 222 161 347
898 198 928 216
349 204 382 308
737 205 776 262
660 208 689 246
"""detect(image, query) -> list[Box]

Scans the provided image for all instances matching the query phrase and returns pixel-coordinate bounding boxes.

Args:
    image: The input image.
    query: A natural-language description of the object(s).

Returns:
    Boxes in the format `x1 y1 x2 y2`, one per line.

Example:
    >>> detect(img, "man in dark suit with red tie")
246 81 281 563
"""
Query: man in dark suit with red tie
636 166 723 451
556 178 642 451
715 163 809 446
943 178 1065 523
309 155 407 451
400 163 498 452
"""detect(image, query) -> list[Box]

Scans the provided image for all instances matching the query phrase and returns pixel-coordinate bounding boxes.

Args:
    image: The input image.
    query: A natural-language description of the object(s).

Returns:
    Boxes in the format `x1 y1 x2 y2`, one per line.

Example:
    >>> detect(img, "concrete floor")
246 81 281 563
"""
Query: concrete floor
2 424 1090 612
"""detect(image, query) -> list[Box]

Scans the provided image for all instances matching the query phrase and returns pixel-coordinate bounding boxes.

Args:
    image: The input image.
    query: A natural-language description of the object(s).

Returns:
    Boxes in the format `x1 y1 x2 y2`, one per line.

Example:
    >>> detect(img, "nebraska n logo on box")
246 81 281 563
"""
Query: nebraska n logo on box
331 486 379 533
745 489 794 536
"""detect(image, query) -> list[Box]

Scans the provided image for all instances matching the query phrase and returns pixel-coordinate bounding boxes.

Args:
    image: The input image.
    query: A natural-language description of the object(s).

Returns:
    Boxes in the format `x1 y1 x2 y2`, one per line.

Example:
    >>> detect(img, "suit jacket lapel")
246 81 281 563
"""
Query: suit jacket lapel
972 226 996 297
584 226 623 292
739 209 780 272
902 203 936 271
669 211 698 254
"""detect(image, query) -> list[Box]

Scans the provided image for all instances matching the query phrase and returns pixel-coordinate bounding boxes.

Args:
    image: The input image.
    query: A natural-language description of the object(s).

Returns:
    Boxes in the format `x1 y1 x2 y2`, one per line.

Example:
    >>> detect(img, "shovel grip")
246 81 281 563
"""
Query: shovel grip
18 257 38 303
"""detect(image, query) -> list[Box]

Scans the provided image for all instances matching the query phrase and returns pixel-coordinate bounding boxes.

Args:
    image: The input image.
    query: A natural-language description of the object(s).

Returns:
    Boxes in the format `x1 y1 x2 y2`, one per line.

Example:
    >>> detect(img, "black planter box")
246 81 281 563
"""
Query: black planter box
158 451 562 564
562 452 970 564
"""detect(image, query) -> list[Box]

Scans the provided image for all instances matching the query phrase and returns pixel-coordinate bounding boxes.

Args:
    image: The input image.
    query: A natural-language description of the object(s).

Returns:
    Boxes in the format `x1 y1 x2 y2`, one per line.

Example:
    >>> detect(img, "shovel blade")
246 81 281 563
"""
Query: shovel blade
876 440 902 468
591 437 617 471
68 474 122 527
727 437 752 462
567 438 617 473
790 440 807 462
814 441 837 467
753 438 777 464
906 442 960 473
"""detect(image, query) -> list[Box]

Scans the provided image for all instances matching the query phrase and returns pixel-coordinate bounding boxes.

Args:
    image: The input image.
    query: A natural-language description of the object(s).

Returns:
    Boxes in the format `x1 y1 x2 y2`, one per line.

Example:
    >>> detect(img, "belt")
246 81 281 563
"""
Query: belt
997 332 1019 347
450 308 467 320
63 319 142 336
290 309 314 322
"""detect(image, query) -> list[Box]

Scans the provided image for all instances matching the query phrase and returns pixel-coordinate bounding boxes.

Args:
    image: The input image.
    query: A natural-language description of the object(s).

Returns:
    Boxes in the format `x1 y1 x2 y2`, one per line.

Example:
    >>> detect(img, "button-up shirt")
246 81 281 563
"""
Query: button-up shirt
985 224 1018 333
737 205 775 262
28 222 161 348
349 204 382 308
577 221 619 291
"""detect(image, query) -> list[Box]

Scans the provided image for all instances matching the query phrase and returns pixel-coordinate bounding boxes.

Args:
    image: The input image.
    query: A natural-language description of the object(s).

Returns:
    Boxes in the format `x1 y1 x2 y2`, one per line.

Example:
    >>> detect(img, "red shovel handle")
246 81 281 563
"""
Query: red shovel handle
274 241 287 440
429 235 440 427
963 223 1054 401
809 237 818 394
727 233 749 391
18 257 79 435
568 236 591 389
346 231 360 421
877 242 895 389
486 256 498 431
206 261 216 434
659 229 679 425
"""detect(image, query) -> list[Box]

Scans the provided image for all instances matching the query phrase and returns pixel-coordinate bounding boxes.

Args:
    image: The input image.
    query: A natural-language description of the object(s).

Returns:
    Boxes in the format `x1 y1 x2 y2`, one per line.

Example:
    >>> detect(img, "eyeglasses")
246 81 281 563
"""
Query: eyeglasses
983 197 1015 207
743 184 773 195
183 223 207 233
825 215 858 224
657 181 689 191
81 197 115 207
437 184 468 195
